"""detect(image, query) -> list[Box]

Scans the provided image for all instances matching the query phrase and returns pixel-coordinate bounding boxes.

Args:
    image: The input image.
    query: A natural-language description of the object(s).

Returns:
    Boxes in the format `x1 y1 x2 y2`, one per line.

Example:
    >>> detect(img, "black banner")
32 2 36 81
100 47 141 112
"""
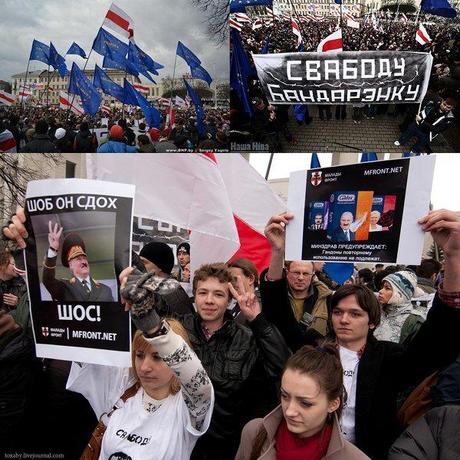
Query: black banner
252 50 433 105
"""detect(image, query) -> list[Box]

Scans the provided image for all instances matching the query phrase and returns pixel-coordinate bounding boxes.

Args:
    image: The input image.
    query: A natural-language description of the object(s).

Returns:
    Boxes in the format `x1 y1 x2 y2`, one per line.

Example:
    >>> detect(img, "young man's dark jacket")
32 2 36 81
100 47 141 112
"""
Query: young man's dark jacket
178 311 291 460
260 277 460 460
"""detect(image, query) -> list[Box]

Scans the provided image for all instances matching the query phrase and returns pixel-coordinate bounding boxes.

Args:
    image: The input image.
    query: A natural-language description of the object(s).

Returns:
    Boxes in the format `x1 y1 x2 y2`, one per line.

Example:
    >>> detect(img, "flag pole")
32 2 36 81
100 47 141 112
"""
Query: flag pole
169 51 178 125
20 58 31 114
265 153 274 180
46 64 51 108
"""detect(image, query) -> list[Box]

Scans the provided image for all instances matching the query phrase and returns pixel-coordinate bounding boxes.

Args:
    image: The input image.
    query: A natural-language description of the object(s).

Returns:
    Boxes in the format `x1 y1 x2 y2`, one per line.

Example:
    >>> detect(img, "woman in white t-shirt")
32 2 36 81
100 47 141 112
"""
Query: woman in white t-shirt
67 273 214 460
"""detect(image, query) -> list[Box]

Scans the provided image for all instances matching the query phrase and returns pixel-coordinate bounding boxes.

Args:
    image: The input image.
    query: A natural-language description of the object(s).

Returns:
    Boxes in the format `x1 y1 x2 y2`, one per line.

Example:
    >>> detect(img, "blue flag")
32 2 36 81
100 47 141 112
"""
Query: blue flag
190 64 213 86
123 80 161 128
260 38 270 54
103 45 140 78
49 43 68 78
230 0 273 13
310 153 321 168
93 65 135 105
29 39 50 65
68 63 102 116
92 27 129 58
184 79 205 136
230 28 253 116
360 152 378 162
334 0 342 4
294 104 307 122
324 263 354 285
421 0 457 17
128 42 163 76
67 42 87 59
127 42 157 83
176 41 201 68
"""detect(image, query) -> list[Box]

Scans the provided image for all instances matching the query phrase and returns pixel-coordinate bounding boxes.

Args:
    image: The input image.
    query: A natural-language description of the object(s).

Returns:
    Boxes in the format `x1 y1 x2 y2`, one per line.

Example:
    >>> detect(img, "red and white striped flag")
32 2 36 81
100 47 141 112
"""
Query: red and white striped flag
157 97 171 107
264 17 274 26
59 91 84 115
174 95 187 108
400 13 408 23
281 12 291 21
103 2 134 39
0 129 17 153
0 90 16 106
101 104 111 114
317 28 343 53
265 6 273 16
229 18 243 31
291 18 303 47
252 18 263 30
133 83 149 93
17 88 33 98
416 24 431 45
234 12 251 23
166 106 176 129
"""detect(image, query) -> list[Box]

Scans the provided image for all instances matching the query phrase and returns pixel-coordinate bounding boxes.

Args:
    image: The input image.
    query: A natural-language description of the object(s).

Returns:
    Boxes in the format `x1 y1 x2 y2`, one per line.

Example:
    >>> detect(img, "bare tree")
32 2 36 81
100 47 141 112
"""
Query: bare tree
192 0 229 45
0 154 61 221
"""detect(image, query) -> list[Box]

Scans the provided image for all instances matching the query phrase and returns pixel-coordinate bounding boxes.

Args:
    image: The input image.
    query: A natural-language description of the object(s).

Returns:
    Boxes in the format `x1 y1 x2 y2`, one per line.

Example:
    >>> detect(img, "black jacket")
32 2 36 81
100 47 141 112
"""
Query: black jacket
180 312 290 460
389 406 460 459
21 134 57 153
259 284 460 460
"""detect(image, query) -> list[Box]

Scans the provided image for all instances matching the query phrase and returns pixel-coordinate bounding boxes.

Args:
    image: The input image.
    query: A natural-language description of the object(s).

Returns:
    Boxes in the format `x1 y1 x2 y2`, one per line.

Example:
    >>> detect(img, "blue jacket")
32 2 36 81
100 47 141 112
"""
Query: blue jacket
96 140 137 153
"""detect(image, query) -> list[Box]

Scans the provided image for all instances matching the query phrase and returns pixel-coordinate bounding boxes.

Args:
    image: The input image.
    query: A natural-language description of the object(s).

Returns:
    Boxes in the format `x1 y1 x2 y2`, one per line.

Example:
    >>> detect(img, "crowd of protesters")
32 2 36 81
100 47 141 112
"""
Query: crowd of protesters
1 199 460 459
231 13 460 152
0 104 230 153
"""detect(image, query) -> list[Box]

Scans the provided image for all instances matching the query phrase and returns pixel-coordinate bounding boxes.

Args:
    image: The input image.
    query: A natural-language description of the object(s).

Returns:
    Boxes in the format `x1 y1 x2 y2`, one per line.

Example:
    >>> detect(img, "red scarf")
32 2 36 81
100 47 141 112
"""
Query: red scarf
275 419 332 460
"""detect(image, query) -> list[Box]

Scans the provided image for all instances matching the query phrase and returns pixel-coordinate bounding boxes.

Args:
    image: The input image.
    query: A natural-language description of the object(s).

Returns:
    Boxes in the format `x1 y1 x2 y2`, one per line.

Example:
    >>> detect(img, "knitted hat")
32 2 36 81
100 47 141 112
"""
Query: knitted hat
149 128 160 142
139 242 174 275
383 270 417 305
55 128 66 140
176 242 190 255
110 125 124 139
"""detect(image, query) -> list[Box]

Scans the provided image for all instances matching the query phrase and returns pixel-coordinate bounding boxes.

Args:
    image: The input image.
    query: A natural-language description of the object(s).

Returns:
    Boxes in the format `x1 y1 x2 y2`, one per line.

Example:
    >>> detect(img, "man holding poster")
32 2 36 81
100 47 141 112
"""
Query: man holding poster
43 222 114 302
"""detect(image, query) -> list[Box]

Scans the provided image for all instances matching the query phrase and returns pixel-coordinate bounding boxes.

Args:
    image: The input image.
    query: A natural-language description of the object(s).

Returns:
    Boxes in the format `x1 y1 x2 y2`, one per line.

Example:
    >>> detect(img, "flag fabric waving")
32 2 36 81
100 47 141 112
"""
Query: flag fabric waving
317 28 343 53
230 0 273 13
92 27 129 58
190 64 213 86
68 63 102 116
420 0 457 18
310 153 321 168
29 39 51 65
176 41 201 68
0 90 16 107
67 42 87 58
133 83 150 93
416 24 432 45
103 2 134 39
128 42 163 76
49 43 68 78
93 64 135 105
184 79 205 136
103 44 140 78
123 80 161 128
291 18 303 47
59 91 84 115
126 42 157 82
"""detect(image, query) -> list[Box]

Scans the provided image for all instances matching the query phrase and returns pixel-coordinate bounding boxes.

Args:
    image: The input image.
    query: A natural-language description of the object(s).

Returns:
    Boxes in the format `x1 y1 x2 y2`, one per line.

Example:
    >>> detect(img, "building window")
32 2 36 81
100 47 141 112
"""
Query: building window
65 161 76 178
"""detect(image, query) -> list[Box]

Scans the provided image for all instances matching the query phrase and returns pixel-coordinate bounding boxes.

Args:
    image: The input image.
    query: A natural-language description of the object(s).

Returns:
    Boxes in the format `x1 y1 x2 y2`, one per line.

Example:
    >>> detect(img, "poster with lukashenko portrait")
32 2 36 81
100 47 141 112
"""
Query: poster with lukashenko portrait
24 179 135 366
286 155 436 265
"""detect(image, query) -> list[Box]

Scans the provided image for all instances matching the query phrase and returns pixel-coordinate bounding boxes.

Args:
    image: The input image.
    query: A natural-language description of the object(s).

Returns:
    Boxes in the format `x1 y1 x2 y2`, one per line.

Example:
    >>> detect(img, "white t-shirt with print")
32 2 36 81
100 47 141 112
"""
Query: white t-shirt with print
99 387 207 460
339 346 360 443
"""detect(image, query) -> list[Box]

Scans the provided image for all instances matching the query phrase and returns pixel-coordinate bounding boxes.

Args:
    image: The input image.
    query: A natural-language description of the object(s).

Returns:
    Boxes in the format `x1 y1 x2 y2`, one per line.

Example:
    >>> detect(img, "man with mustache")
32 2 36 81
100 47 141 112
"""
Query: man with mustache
42 222 114 302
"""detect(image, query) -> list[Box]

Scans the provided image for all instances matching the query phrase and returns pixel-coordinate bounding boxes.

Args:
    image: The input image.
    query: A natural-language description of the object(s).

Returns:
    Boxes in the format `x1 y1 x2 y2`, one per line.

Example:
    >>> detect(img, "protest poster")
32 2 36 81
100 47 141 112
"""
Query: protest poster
252 50 433 104
286 155 436 264
24 179 135 366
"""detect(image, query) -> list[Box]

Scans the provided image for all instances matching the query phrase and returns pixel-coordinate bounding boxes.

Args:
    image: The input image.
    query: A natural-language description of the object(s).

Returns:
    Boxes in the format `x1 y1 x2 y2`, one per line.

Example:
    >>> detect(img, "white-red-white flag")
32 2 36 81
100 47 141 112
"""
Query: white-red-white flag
133 83 149 93
347 18 360 29
229 18 243 32
0 90 16 107
252 18 263 30
317 28 343 53
166 106 176 129
291 18 303 47
101 104 111 114
416 24 431 45
87 153 285 274
59 92 84 115
400 13 408 23
174 95 187 108
103 2 134 39
234 12 251 23
0 129 17 153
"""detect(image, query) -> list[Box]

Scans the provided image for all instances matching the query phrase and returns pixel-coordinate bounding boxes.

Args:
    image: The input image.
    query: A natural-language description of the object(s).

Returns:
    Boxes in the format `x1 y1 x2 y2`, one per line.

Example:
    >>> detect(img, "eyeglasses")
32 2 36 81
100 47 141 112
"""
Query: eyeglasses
288 270 314 278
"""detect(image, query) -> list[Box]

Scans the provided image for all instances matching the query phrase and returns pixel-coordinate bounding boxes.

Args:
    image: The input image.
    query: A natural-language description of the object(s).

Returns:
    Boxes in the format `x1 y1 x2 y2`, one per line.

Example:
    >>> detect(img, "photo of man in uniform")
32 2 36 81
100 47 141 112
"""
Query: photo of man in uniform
42 222 114 302
309 214 324 230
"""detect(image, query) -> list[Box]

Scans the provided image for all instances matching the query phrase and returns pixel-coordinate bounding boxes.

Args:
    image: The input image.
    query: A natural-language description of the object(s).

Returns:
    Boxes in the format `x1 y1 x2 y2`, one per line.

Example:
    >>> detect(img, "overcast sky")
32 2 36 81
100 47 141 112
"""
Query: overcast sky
249 153 460 211
0 0 228 83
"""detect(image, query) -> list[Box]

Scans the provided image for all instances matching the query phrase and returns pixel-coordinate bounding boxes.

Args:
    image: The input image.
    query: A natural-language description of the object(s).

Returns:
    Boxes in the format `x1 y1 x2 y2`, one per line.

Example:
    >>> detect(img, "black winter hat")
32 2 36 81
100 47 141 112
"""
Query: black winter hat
176 242 190 255
139 242 174 275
